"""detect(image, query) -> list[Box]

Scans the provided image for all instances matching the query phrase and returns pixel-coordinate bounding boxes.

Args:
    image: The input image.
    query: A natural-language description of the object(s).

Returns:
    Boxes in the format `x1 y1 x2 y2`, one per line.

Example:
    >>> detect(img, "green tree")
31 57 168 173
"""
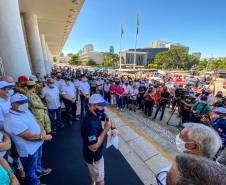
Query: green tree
153 48 199 70
68 54 80 65
103 53 119 67
196 60 208 71
85 59 96 66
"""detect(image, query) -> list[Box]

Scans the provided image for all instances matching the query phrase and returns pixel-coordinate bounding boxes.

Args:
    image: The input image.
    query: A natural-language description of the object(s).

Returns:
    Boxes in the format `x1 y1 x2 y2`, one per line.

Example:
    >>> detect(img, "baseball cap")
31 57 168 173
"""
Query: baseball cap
0 81 11 89
27 81 36 86
18 75 29 82
89 94 109 107
214 107 226 114
10 93 28 104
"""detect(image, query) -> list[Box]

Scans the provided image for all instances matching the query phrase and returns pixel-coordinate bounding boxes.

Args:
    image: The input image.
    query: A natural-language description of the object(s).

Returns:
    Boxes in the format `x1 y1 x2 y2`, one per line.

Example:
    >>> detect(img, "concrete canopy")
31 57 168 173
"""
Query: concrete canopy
19 0 84 57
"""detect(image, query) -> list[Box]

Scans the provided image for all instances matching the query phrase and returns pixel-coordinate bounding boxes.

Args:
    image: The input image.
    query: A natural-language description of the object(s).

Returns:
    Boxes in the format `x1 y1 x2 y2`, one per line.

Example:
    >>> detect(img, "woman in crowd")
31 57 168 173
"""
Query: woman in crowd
109 81 117 106
116 83 125 111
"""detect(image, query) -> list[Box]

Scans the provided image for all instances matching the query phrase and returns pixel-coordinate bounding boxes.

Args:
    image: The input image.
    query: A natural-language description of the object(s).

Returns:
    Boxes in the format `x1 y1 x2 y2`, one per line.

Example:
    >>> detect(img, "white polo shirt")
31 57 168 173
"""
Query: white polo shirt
104 83 110 92
0 131 6 157
54 79 65 89
123 85 132 95
4 110 43 157
79 82 90 96
0 97 11 129
41 86 61 109
73 79 81 89
61 82 77 99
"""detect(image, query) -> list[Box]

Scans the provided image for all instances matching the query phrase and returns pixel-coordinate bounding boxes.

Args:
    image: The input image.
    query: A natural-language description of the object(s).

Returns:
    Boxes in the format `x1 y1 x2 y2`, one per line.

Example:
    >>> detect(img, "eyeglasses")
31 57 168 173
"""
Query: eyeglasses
150 171 168 185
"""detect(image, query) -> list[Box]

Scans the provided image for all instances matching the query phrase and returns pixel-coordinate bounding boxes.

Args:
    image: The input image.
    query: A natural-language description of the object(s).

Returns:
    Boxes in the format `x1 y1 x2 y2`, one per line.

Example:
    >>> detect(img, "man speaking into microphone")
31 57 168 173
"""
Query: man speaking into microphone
81 93 117 185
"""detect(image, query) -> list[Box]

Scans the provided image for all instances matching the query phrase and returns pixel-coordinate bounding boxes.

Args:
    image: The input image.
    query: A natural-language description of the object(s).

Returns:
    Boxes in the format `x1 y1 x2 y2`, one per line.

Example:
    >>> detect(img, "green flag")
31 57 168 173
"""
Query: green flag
121 24 124 38
136 15 139 35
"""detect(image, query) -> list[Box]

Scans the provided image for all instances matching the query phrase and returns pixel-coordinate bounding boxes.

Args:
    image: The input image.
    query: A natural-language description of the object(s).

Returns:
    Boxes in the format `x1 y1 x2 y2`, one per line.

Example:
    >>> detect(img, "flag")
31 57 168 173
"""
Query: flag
136 15 139 35
121 24 124 38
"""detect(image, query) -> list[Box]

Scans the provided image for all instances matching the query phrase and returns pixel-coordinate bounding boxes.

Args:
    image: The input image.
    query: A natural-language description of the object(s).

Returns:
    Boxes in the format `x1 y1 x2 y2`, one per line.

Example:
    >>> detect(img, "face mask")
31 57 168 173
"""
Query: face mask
95 109 104 115
175 134 187 153
48 84 54 88
18 103 28 112
7 89 14 97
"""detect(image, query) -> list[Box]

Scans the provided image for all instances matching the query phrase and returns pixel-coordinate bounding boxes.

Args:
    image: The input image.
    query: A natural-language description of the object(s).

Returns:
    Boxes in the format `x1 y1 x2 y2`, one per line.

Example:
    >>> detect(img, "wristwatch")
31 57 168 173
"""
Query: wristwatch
7 168 14 177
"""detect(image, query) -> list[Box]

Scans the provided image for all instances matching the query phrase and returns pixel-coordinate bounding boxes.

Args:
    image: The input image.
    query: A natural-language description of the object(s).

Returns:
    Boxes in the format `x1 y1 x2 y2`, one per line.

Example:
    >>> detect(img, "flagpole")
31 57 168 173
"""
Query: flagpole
133 33 138 70
120 26 122 69
133 15 139 70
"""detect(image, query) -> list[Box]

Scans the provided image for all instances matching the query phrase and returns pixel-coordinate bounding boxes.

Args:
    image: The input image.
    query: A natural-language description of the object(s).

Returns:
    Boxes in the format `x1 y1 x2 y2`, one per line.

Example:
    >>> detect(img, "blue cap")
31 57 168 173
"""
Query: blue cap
214 107 226 114
10 93 28 104
89 94 109 107
0 81 11 89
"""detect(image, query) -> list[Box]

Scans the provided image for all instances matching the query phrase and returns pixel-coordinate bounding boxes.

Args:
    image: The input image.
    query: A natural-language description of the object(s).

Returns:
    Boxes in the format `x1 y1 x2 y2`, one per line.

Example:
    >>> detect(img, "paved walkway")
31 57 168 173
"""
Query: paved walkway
106 107 175 185
41 119 144 185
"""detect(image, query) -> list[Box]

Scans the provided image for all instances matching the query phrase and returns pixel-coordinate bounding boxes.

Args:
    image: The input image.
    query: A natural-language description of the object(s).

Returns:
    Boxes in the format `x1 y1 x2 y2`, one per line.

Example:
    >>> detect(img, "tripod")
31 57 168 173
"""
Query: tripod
166 100 184 130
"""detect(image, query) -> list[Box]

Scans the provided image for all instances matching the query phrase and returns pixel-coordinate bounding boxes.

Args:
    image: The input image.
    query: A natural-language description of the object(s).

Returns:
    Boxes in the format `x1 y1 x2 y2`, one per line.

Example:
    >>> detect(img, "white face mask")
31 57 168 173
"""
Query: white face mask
18 103 28 112
7 89 14 97
175 134 188 153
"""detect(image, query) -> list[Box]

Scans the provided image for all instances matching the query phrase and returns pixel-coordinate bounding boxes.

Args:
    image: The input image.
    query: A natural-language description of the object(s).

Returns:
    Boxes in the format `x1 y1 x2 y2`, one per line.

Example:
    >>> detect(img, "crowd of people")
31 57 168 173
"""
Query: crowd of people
0 65 226 185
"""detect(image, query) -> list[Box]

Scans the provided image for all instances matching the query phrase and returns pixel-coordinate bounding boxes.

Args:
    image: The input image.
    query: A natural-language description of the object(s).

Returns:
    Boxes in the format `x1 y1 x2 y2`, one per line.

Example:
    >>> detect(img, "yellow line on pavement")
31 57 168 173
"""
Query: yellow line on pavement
109 107 175 162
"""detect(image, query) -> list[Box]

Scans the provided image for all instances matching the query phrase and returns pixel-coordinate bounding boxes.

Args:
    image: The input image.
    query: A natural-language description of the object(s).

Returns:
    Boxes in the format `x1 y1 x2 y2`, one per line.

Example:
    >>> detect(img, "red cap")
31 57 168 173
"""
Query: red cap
18 75 29 82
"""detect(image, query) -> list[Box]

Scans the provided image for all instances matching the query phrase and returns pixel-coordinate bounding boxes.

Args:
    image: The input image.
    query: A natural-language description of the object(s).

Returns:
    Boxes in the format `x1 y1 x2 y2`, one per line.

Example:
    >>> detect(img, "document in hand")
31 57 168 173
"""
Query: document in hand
106 131 119 150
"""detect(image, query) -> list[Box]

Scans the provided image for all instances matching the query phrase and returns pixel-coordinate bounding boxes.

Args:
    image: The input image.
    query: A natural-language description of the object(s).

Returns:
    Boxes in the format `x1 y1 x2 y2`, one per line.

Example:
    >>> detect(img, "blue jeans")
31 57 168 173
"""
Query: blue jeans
117 96 124 109
48 107 63 129
80 95 89 118
153 104 166 120
20 146 43 185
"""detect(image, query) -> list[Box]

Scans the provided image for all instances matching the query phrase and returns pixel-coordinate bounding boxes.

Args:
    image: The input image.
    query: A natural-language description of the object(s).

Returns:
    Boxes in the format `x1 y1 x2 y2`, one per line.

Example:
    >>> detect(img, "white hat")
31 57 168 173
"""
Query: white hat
89 94 109 106
10 93 28 104
0 81 11 89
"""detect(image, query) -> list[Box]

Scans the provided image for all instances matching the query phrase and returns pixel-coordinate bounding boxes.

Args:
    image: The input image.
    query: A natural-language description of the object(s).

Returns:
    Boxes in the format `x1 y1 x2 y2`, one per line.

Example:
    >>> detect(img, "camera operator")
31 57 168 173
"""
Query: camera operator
180 93 195 123
144 87 155 117
171 84 184 112
191 95 212 122
152 86 170 121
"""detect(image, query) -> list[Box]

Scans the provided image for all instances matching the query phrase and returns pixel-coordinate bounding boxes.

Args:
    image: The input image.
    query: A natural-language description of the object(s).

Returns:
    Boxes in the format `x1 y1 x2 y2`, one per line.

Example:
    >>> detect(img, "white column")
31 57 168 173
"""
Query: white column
0 0 31 79
23 13 46 76
46 44 54 71
40 34 50 74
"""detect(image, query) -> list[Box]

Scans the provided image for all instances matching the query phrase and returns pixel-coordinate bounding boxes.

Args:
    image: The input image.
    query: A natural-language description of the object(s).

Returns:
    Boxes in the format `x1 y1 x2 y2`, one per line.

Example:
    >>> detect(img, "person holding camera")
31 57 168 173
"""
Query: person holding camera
144 87 155 117
191 95 212 122
152 86 170 121
81 94 117 185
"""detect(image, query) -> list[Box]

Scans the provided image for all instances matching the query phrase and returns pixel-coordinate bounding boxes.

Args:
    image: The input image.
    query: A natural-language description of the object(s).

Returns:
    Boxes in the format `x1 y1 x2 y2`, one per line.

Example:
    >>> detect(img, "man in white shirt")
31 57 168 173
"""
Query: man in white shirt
41 78 64 133
0 81 13 129
4 93 52 185
79 77 90 118
103 80 111 103
54 75 65 90
90 78 97 95
123 82 132 109
61 77 78 124
73 77 81 100
96 78 104 95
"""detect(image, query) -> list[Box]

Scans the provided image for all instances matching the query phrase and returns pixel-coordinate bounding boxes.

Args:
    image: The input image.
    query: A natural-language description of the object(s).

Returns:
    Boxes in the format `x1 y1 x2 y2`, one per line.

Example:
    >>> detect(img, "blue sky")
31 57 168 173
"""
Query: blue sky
63 0 226 58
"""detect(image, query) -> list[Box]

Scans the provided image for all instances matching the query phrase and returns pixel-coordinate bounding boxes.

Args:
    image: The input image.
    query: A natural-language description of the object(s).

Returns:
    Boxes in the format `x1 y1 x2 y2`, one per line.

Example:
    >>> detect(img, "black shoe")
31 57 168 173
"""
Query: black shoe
38 168 52 178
